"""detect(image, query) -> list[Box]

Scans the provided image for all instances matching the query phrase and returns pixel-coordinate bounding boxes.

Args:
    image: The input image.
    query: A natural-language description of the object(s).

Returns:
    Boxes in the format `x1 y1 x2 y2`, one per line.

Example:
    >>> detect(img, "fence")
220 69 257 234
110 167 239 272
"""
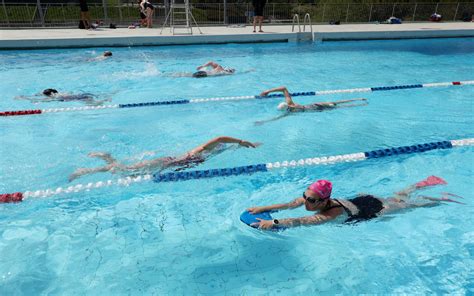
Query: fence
0 2 472 27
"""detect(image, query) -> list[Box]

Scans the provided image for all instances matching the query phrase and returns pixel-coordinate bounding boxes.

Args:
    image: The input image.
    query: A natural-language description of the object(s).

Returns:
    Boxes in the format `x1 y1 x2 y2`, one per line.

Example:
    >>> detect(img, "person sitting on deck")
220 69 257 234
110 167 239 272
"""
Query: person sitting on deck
254 86 368 125
248 177 463 230
69 136 261 181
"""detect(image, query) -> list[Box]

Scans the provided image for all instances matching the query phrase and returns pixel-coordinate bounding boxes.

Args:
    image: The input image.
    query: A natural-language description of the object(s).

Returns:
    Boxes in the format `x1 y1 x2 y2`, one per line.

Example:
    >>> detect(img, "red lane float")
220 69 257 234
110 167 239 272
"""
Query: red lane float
0 192 24 203
0 110 42 117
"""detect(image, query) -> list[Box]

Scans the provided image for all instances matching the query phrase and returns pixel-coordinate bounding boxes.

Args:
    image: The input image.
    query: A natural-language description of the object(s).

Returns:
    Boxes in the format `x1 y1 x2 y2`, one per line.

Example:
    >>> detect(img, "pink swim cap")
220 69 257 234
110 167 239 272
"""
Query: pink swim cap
308 180 332 199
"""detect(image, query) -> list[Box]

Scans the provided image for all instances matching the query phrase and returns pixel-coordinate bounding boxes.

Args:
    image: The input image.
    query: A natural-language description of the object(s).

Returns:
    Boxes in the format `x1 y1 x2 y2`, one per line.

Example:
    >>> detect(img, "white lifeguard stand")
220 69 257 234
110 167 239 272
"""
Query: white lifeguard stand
160 0 202 35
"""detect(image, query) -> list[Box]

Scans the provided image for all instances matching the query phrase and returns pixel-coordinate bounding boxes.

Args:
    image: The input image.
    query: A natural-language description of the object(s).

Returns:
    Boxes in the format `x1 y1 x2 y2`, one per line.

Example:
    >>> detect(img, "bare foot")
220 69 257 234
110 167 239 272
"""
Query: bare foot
259 30 264 32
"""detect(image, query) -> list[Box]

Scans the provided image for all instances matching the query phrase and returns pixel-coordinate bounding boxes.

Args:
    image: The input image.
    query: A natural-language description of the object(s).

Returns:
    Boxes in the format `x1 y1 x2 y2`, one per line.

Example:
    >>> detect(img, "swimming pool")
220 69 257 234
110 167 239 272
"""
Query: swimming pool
1 38 473 294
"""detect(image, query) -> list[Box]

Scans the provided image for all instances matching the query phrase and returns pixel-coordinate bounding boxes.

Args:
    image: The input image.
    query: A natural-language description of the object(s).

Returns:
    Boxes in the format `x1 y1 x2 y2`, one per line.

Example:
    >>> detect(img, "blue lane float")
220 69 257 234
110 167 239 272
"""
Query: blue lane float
370 84 423 91
153 164 268 183
119 99 190 109
364 141 453 159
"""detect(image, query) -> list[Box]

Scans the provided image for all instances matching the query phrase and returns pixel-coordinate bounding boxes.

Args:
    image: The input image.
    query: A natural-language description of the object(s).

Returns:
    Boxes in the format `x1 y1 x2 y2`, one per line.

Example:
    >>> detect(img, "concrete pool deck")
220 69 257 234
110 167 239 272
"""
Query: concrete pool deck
0 22 473 49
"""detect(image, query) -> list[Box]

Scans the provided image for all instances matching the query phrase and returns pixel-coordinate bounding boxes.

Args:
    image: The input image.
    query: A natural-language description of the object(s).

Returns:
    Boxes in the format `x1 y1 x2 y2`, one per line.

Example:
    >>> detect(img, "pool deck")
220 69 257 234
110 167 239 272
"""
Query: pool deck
0 22 473 49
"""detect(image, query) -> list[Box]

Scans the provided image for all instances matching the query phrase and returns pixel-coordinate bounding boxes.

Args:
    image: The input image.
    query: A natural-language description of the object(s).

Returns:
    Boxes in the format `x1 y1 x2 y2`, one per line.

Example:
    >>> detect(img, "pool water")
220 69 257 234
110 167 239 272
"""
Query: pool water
0 38 473 294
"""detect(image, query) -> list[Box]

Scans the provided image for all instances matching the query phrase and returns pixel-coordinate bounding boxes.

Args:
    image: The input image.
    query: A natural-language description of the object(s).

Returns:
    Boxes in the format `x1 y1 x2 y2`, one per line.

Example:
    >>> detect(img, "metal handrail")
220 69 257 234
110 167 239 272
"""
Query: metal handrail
291 13 300 32
303 13 314 42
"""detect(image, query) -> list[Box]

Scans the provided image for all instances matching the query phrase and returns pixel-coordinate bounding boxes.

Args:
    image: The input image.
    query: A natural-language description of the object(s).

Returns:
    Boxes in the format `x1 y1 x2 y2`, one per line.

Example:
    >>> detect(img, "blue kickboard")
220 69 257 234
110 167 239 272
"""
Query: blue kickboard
240 211 273 228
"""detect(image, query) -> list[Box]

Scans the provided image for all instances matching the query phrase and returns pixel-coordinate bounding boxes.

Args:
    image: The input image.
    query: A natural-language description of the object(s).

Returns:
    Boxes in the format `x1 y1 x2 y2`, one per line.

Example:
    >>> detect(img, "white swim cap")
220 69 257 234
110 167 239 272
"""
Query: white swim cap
277 102 288 110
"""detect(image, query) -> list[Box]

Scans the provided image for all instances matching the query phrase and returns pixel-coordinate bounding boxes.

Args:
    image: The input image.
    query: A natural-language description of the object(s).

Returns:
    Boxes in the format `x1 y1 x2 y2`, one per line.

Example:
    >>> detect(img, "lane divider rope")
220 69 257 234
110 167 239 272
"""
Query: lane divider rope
1 138 472 204
1 80 472 117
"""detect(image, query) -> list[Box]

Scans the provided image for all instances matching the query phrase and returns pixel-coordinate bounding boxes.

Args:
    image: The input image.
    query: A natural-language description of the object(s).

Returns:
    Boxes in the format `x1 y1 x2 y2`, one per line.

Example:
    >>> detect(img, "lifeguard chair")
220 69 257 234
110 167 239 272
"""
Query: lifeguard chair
160 0 202 35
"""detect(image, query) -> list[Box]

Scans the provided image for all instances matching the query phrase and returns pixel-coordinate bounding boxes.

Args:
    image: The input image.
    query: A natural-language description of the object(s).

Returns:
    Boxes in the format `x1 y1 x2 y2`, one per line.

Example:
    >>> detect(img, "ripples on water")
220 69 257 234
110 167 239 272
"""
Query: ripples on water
0 38 473 294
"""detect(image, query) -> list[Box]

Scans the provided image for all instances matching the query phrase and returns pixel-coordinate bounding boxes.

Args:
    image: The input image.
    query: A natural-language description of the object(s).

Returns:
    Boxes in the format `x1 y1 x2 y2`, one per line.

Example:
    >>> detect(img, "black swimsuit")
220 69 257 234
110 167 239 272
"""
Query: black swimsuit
333 195 384 223
144 2 154 10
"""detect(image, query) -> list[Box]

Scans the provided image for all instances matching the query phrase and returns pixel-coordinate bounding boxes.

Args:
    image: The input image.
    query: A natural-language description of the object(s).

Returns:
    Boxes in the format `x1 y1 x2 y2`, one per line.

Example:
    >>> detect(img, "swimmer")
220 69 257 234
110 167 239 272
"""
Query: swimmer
15 89 111 106
254 86 368 125
68 136 261 181
193 61 235 78
90 51 113 61
248 176 463 230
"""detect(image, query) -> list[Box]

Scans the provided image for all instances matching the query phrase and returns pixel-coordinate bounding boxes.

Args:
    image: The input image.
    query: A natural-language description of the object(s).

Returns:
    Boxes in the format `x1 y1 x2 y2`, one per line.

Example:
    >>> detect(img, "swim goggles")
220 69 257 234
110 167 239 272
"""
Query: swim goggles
303 192 324 204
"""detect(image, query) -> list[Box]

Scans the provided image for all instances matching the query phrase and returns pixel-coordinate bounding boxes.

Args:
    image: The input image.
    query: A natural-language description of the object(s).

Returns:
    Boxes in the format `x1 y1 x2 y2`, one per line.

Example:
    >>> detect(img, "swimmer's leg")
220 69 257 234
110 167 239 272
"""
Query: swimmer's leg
419 195 465 205
88 152 118 165
380 197 439 215
380 192 463 215
330 98 369 109
333 98 368 105
394 176 447 201
83 98 107 106
90 98 111 106
68 164 114 182
335 103 369 109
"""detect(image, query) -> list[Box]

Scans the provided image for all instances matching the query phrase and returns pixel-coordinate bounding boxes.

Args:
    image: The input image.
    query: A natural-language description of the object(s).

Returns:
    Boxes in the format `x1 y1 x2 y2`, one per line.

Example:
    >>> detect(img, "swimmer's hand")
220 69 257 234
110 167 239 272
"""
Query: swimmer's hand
259 90 270 97
250 218 274 229
247 206 267 214
239 140 260 148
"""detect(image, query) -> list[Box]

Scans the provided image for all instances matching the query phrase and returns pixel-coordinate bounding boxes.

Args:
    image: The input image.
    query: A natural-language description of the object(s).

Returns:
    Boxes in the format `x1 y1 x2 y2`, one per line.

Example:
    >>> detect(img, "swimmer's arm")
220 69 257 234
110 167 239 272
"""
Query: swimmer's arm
197 61 219 70
253 212 335 229
277 213 335 228
254 113 290 126
193 136 258 154
14 95 41 102
248 197 305 213
260 86 296 106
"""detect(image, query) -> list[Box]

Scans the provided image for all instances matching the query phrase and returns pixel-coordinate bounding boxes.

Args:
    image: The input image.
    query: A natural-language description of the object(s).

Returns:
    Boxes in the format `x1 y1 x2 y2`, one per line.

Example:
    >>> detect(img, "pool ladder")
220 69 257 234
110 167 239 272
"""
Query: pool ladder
292 13 314 42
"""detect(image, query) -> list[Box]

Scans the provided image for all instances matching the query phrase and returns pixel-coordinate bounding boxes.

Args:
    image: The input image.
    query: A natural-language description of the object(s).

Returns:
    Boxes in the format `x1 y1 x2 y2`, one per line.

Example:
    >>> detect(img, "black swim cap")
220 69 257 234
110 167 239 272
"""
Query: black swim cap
193 71 208 78
104 51 112 56
43 88 58 96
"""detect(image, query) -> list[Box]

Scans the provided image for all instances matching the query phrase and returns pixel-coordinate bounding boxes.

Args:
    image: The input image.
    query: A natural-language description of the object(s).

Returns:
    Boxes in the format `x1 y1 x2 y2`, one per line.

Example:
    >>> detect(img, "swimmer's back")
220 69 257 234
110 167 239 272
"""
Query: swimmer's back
59 93 95 101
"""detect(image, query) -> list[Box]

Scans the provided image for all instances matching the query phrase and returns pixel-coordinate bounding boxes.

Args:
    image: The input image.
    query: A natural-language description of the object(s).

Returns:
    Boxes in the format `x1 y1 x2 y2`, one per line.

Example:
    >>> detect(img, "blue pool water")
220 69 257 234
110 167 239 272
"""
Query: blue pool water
1 38 473 294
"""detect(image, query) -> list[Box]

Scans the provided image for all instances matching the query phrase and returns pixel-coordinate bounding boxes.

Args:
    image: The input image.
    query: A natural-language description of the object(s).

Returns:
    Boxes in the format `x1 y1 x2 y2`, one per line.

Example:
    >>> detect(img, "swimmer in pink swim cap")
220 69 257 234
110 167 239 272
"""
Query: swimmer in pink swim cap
248 176 463 230
254 86 368 125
